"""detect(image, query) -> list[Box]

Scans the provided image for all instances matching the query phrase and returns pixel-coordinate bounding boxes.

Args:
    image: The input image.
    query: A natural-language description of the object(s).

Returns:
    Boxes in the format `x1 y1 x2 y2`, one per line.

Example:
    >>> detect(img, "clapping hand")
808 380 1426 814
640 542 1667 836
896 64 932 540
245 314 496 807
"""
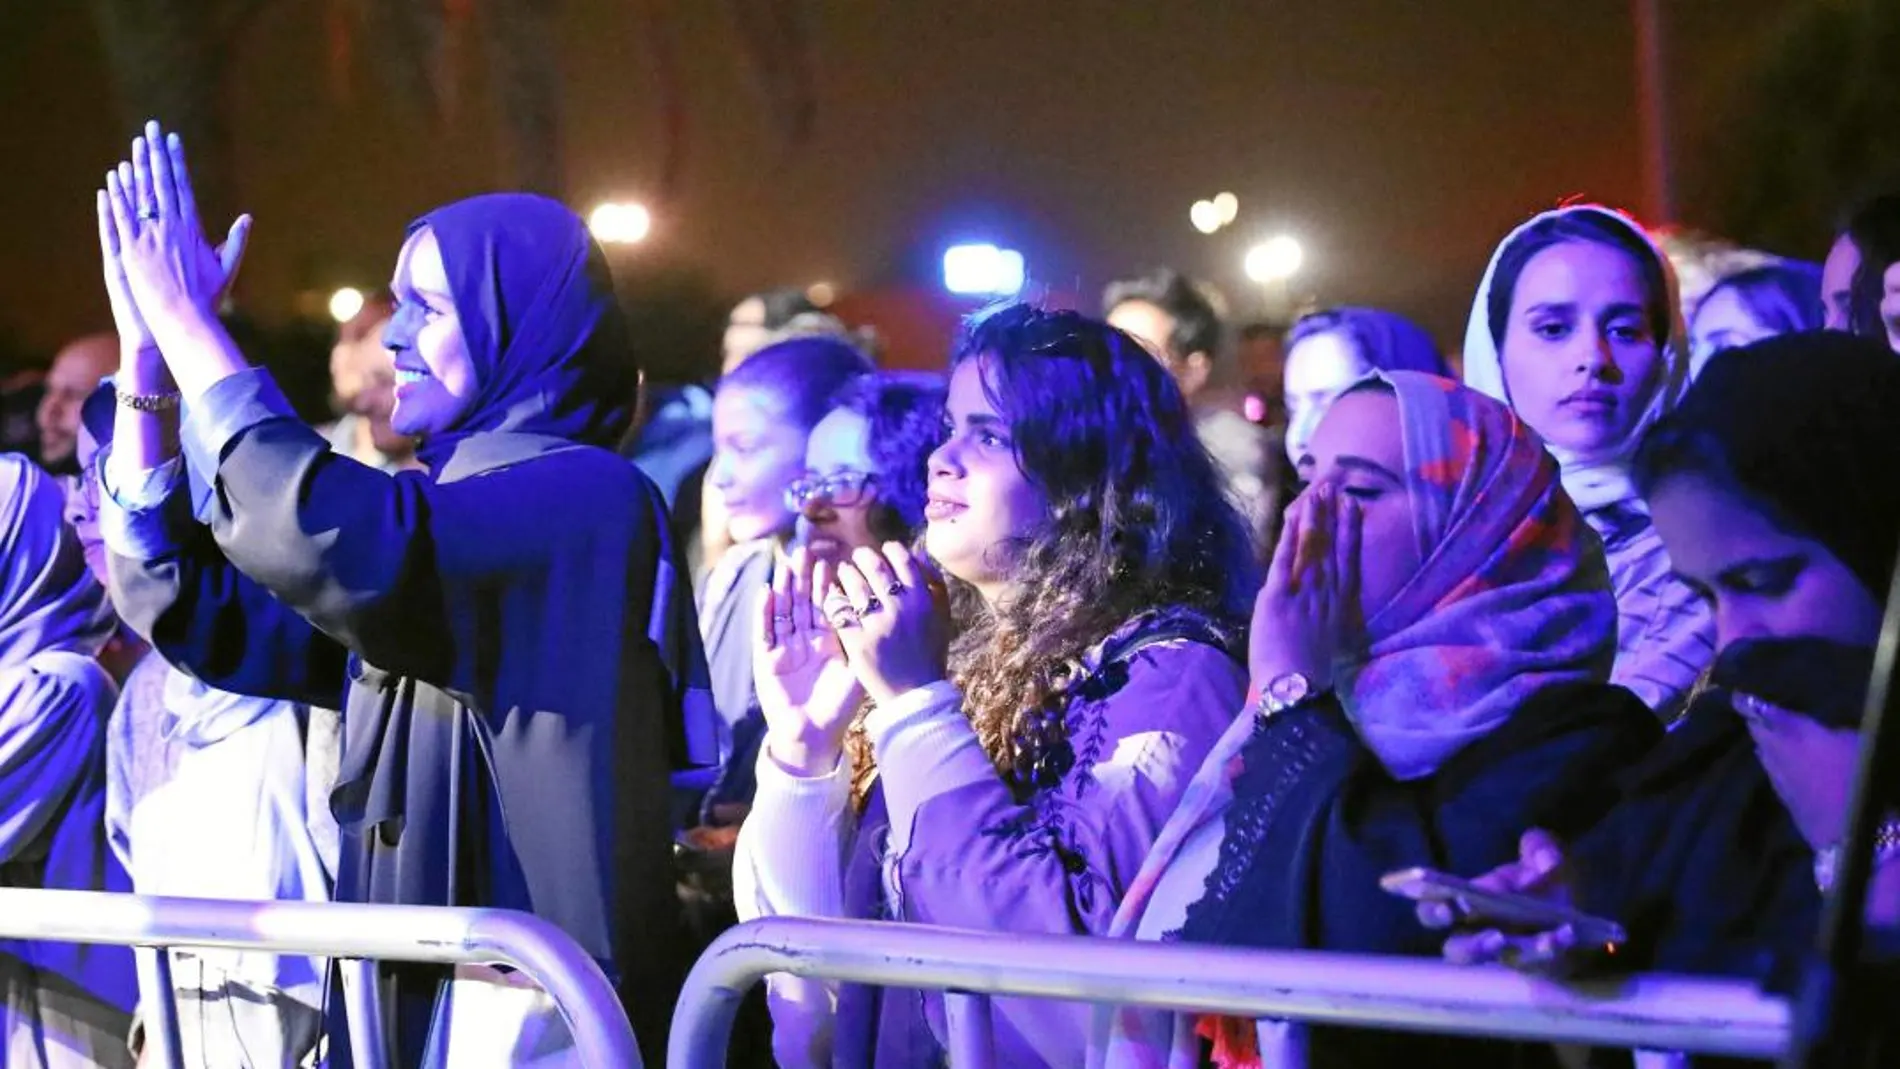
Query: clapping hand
753 548 866 777
825 543 951 705
99 120 251 354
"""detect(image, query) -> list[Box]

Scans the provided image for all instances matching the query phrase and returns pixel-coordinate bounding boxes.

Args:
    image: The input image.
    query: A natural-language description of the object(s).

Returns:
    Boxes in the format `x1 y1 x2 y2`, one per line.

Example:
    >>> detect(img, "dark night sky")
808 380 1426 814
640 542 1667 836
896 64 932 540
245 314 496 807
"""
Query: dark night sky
0 1 1800 363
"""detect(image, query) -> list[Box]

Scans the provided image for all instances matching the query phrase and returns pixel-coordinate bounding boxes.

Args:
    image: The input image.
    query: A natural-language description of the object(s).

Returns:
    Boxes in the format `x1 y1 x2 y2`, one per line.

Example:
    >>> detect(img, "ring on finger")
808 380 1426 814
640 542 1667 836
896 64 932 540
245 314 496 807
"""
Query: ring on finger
860 595 884 614
886 581 904 597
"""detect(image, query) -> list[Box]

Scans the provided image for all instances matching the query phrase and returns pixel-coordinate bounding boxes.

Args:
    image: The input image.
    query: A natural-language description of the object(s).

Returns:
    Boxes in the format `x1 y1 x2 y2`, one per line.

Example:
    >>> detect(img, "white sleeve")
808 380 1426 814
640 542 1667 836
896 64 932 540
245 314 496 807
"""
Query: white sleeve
730 744 855 1069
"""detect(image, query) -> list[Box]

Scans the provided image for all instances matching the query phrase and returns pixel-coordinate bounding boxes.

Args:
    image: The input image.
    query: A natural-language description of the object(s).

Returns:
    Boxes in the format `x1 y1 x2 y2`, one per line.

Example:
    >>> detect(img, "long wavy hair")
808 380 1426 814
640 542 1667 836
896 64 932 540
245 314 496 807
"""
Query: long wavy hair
847 305 1258 806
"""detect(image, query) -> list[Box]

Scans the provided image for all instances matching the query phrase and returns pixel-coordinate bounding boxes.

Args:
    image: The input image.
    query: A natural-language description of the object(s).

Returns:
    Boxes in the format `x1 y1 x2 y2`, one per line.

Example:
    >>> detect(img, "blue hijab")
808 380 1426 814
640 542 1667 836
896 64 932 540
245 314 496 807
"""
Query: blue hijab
402 193 638 473
401 193 718 769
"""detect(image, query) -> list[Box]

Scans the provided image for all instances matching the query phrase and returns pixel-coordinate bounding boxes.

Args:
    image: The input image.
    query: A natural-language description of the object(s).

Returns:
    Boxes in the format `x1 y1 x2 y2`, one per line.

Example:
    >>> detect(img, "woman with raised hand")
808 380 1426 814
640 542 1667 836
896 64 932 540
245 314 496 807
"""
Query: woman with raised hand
692 337 873 825
733 305 1258 1068
789 372 945 566
1094 372 1658 1069
94 122 702 1066
1464 204 1714 720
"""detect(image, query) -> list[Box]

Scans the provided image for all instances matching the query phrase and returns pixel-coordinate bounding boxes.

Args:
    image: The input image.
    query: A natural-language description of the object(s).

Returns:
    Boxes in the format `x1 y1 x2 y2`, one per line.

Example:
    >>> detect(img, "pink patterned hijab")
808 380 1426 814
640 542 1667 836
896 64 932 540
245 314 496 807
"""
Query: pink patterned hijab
1092 372 1619 1069
1337 370 1617 779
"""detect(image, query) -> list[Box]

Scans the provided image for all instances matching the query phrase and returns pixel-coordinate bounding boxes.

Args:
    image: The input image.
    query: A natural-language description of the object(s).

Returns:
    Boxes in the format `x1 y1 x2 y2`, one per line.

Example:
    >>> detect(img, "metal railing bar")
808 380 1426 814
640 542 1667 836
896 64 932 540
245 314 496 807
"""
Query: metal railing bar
668 917 1790 1067
944 990 996 1068
0 889 641 1069
134 946 183 1069
340 957 389 1069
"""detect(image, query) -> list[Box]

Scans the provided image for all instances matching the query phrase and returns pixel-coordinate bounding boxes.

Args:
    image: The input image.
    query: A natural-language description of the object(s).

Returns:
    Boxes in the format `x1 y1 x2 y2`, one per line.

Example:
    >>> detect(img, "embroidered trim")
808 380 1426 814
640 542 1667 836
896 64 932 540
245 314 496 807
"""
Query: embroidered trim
1166 708 1332 944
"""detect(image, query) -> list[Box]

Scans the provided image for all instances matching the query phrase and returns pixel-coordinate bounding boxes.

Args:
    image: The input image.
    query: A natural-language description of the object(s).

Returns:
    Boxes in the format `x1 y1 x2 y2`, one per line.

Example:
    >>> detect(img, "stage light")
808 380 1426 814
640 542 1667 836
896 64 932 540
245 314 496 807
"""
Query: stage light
1245 235 1305 283
943 244 1026 296
588 202 652 245
328 287 366 324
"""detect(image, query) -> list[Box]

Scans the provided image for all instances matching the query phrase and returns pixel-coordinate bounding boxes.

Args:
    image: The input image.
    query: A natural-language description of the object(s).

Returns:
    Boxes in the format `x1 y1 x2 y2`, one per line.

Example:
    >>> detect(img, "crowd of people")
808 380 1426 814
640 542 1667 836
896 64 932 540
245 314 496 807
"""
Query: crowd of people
0 116 1897 1069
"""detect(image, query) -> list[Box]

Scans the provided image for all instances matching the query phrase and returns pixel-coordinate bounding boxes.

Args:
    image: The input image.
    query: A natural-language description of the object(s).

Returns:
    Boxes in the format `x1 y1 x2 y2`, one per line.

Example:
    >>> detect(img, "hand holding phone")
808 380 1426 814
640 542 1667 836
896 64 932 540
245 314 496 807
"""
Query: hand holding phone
1381 867 1627 947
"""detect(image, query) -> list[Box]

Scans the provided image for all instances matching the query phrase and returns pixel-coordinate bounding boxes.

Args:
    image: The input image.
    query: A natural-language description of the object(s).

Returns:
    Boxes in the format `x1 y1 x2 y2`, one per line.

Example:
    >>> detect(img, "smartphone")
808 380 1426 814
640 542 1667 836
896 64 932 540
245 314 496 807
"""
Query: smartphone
1381 867 1627 946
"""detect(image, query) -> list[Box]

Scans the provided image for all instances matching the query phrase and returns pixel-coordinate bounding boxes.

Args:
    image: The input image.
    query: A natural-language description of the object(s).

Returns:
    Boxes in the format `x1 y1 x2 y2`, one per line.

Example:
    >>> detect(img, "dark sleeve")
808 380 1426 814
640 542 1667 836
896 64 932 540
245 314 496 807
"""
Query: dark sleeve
177 369 640 691
1273 683 1661 958
1569 703 1820 981
1256 686 1662 1069
103 466 352 709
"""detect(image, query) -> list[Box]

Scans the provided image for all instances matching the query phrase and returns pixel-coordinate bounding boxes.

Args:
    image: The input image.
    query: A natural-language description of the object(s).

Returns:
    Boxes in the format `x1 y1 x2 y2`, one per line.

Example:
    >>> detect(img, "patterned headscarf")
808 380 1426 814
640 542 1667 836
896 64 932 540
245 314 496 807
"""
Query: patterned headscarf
1462 204 1691 514
1091 372 1619 1069
1337 370 1617 779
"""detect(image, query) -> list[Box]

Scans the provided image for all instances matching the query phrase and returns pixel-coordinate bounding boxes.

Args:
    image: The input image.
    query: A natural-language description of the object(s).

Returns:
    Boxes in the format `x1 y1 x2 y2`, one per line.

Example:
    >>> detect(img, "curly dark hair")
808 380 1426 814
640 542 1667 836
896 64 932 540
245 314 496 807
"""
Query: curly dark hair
847 305 1257 805
830 372 946 544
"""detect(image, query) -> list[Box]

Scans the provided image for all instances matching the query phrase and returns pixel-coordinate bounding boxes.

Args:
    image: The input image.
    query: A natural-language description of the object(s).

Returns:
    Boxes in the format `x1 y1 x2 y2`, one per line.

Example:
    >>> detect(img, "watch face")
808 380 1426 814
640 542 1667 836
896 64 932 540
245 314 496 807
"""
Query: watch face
1268 672 1310 707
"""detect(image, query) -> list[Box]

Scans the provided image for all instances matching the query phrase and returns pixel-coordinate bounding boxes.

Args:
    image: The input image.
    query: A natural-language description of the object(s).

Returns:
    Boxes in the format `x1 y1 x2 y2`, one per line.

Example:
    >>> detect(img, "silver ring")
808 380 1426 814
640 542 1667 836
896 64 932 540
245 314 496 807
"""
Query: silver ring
886 581 905 597
861 595 884 614
137 209 159 221
771 613 794 625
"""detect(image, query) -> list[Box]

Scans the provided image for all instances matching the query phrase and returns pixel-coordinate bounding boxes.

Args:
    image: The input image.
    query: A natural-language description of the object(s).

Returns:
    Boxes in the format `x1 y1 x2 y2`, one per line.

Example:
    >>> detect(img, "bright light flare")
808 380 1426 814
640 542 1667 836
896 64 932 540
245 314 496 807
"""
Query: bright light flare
1190 200 1222 235
1213 192 1240 224
588 202 652 245
1245 236 1305 283
942 244 1026 296
328 287 366 324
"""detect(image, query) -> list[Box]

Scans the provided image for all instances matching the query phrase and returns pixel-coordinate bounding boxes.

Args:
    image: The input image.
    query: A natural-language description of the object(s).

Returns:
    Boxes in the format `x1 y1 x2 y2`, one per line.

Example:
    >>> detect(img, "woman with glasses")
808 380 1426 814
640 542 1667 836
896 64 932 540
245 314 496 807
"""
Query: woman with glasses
696 337 874 828
790 373 945 565
733 305 1258 1067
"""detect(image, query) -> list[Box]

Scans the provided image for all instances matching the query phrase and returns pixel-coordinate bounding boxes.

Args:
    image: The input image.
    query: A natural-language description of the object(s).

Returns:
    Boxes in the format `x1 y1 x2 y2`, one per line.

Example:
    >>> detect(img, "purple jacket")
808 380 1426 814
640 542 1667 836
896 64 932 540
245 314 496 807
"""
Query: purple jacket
733 609 1247 1068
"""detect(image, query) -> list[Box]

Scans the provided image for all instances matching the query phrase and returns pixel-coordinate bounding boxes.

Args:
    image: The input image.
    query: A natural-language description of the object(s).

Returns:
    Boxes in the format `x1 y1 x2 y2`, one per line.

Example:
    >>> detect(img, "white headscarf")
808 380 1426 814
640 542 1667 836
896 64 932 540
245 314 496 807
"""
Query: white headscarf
1462 204 1691 514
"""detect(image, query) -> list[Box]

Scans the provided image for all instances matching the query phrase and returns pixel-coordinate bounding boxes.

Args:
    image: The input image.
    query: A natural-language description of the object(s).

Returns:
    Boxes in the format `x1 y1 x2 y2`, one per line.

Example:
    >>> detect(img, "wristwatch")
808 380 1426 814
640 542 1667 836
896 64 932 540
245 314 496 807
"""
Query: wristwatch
1814 818 1900 893
1256 671 1322 721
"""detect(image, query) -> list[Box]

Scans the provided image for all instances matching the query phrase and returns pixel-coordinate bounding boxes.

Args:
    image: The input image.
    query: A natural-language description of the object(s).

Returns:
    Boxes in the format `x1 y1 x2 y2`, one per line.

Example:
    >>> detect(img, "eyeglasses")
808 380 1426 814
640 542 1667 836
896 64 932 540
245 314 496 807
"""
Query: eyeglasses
784 471 879 511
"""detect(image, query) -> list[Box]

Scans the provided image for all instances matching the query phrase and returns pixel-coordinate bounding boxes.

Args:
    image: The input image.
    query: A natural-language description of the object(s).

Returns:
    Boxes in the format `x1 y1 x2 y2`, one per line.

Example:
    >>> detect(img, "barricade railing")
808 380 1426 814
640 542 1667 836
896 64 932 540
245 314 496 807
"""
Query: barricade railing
669 916 1790 1068
0 888 641 1069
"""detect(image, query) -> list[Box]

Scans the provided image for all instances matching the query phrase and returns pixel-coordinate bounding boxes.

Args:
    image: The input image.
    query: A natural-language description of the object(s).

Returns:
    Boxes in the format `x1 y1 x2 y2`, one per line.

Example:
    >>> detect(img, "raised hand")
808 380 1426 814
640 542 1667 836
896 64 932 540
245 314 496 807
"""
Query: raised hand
101 120 251 336
95 185 154 356
828 542 951 705
753 547 865 777
1249 480 1360 692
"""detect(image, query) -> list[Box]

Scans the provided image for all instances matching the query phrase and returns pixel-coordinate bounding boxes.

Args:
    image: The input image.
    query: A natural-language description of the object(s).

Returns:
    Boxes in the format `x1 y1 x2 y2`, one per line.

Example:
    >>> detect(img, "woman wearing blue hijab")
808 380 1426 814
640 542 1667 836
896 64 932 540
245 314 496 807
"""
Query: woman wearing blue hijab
94 122 705 1065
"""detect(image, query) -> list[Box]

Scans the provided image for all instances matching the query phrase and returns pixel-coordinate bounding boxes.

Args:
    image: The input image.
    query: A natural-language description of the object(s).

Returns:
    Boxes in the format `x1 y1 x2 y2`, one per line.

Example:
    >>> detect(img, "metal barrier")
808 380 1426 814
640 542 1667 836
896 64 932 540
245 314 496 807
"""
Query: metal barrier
0 888 641 1069
670 916 1791 1068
